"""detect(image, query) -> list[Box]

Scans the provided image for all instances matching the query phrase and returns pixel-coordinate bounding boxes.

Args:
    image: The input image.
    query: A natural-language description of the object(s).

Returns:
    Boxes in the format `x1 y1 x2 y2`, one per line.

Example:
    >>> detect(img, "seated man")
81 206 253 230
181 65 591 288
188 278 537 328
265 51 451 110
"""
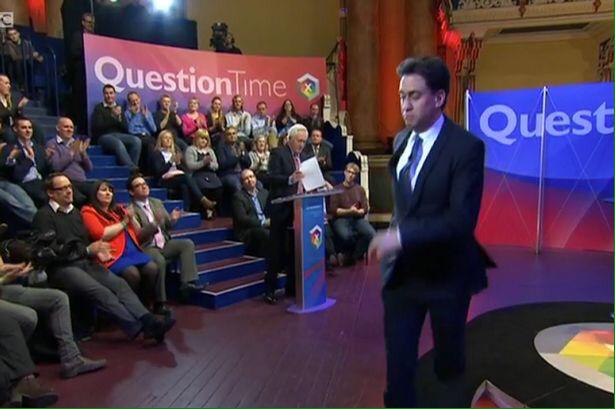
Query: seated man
0 314 58 408
127 173 204 307
251 101 278 149
0 117 52 206
32 173 174 343
216 126 252 194
307 128 333 182
125 91 157 170
0 143 36 226
329 162 375 266
231 169 269 258
0 256 106 379
91 84 141 170
45 117 93 207
224 95 251 144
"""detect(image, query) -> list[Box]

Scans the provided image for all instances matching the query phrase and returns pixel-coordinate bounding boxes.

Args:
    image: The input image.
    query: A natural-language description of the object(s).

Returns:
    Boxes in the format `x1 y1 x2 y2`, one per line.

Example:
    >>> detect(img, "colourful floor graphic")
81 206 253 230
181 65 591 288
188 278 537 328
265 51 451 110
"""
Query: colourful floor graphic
535 323 614 394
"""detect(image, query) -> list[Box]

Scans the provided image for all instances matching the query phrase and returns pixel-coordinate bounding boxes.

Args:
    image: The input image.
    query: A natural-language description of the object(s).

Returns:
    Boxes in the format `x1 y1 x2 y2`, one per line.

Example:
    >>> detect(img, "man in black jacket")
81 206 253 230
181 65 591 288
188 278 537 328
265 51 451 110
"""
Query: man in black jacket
231 169 269 258
0 117 52 206
369 56 492 407
90 84 141 170
265 123 313 304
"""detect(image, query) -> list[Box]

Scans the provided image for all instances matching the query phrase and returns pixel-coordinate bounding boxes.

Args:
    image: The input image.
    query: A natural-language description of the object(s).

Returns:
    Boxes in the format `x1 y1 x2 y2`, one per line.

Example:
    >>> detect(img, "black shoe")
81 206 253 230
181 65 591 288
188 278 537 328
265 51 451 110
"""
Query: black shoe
182 280 205 292
142 314 175 343
12 376 58 408
153 303 173 317
263 291 277 305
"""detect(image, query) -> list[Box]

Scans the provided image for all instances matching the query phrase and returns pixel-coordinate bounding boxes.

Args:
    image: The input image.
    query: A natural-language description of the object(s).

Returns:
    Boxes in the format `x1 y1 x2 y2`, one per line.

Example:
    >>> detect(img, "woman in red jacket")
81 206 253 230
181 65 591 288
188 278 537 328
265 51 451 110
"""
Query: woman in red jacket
81 180 167 315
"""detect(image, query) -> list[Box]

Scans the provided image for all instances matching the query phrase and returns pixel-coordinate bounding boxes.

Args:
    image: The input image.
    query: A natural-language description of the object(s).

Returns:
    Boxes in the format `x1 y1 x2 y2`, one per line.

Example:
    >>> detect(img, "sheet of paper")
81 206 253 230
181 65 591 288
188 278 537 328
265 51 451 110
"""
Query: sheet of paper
299 156 326 192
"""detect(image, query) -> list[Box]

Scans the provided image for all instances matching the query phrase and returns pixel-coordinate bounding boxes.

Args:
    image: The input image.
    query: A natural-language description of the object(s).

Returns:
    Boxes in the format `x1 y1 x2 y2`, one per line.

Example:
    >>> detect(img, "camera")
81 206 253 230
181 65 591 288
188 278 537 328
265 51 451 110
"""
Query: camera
0 230 58 285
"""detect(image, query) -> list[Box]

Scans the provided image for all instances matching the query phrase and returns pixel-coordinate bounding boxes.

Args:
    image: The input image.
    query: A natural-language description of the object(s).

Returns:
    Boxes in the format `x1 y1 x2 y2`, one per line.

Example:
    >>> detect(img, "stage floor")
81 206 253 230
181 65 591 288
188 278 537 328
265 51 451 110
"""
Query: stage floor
37 246 613 407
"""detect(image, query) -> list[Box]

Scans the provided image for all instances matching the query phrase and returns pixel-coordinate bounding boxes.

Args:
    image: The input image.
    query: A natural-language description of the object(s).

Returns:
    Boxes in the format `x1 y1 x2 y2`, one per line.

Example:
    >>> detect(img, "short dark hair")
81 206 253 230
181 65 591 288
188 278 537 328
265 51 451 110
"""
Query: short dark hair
126 172 146 191
45 172 67 192
14 116 32 127
102 83 116 93
396 56 450 107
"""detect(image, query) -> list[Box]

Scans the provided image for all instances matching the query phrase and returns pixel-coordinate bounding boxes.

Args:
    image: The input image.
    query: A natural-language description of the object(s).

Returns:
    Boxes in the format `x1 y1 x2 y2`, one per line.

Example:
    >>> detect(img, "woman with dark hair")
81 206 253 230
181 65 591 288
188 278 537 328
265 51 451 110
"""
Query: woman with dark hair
205 96 226 146
275 99 302 139
81 180 168 315
180 97 208 144
151 130 216 215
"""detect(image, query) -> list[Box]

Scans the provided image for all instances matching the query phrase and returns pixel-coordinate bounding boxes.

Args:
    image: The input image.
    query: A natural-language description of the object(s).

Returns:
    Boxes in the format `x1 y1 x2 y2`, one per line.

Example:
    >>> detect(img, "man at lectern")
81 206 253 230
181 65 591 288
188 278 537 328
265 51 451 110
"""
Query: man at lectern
265 124 313 305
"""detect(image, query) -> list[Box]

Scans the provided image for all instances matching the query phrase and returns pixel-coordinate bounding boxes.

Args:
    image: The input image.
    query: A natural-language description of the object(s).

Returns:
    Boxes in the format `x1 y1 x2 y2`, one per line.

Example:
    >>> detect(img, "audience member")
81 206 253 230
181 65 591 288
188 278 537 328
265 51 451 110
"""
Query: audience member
0 256 107 378
265 124 313 304
33 173 174 343
231 169 269 257
0 143 36 225
68 12 95 133
0 314 58 407
251 101 278 148
154 94 187 151
125 91 157 170
4 28 44 94
329 162 375 265
151 130 216 213
307 128 333 181
205 96 226 146
127 174 205 304
0 117 51 206
180 97 208 143
248 134 270 187
216 126 251 195
0 75 43 146
303 102 324 135
275 99 301 138
184 129 222 219
224 95 251 144
45 117 93 207
91 84 141 170
81 180 162 310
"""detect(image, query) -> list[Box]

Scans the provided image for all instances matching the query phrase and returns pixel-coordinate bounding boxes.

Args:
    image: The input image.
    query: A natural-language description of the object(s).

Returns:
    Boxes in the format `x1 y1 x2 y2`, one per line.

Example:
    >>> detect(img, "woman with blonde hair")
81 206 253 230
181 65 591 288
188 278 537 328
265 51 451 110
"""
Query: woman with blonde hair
180 96 208 143
185 129 223 219
248 134 270 188
151 130 215 214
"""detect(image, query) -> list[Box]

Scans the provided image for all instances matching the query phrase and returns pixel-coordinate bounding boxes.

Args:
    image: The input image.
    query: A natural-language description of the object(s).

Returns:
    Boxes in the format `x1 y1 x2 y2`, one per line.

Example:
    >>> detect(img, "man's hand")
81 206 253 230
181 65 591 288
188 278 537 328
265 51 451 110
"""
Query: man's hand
170 208 181 223
112 106 122 118
79 139 90 154
290 170 304 184
0 262 33 284
0 142 6 153
368 229 402 263
87 240 113 262
8 146 21 160
17 97 29 109
45 147 55 158
263 218 271 228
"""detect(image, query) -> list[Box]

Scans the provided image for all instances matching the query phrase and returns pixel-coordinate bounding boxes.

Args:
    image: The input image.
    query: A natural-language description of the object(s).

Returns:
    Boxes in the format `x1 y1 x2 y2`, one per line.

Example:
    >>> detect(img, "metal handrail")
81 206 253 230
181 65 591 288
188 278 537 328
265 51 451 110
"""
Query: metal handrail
42 44 59 116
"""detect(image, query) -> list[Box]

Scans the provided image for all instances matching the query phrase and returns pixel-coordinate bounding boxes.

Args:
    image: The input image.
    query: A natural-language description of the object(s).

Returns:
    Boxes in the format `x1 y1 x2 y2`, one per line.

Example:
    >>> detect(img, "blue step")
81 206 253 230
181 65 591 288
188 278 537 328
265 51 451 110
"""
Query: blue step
195 256 266 286
174 212 202 230
87 145 104 155
23 106 48 116
87 176 154 186
162 200 184 212
90 155 117 167
29 115 59 126
171 227 233 244
186 274 286 310
193 241 245 265
113 188 167 203
86 166 130 179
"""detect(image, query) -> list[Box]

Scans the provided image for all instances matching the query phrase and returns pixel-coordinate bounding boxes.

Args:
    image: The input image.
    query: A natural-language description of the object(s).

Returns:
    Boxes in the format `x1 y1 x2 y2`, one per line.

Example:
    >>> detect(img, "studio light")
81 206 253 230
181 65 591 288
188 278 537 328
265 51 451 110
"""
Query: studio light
152 0 173 12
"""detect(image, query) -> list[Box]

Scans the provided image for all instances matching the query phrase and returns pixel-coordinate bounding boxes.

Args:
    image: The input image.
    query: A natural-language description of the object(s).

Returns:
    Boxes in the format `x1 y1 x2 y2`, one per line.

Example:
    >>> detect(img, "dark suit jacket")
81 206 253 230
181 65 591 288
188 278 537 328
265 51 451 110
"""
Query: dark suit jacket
231 188 269 241
267 145 314 204
307 142 332 173
215 142 251 177
91 102 129 142
0 142 52 183
383 116 490 298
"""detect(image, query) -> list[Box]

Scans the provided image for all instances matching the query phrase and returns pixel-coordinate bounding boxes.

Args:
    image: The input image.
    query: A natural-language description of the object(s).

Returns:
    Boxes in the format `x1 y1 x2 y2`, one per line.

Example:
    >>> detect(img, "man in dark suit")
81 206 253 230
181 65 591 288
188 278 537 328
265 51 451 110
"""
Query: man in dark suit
265 123 313 304
0 117 52 206
231 169 270 258
307 128 333 182
369 56 491 407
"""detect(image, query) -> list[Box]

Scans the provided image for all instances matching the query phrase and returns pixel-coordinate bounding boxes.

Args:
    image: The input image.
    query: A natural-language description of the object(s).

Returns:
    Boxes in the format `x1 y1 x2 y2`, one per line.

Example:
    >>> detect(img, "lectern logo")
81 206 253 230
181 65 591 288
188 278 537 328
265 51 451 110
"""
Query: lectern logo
297 73 320 101
309 225 323 249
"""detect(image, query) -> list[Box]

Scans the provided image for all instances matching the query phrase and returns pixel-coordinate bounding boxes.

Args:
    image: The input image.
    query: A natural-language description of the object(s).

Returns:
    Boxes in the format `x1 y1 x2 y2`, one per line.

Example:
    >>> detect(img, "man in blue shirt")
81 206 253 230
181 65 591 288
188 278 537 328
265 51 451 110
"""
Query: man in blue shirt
125 91 157 172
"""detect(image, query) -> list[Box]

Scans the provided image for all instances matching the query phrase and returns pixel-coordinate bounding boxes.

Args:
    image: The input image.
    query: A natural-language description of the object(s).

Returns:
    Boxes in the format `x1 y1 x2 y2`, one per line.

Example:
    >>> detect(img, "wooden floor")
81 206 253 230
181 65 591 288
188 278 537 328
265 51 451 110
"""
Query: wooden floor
36 246 613 407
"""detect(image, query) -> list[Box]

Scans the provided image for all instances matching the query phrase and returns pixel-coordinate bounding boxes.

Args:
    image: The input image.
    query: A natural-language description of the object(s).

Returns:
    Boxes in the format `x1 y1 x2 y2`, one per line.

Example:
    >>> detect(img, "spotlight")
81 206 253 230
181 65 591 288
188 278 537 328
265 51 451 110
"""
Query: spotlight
152 0 173 12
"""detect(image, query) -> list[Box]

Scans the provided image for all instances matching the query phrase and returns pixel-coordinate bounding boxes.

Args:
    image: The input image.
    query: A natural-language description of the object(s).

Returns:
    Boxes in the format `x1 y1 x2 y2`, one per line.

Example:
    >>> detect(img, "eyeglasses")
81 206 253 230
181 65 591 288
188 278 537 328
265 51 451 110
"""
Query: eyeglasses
52 184 73 192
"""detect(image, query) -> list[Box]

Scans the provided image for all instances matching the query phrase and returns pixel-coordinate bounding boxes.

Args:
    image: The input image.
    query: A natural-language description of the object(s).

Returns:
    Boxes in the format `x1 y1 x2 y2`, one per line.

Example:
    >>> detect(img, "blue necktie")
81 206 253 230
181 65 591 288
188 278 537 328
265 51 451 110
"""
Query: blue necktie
398 135 423 204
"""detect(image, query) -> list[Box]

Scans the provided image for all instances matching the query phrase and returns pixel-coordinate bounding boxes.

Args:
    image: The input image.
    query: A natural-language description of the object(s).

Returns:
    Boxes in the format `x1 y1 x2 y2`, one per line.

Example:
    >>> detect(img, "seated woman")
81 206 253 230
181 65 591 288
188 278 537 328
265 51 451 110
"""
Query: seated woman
81 180 168 314
180 96 208 144
151 130 216 215
248 134 270 188
275 99 302 138
184 130 223 219
205 96 226 147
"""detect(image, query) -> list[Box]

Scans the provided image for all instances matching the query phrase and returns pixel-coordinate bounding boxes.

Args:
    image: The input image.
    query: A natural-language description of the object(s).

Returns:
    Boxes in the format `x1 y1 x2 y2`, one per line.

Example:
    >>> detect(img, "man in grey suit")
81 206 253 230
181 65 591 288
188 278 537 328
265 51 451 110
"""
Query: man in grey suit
231 169 270 258
369 56 493 407
127 174 204 312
